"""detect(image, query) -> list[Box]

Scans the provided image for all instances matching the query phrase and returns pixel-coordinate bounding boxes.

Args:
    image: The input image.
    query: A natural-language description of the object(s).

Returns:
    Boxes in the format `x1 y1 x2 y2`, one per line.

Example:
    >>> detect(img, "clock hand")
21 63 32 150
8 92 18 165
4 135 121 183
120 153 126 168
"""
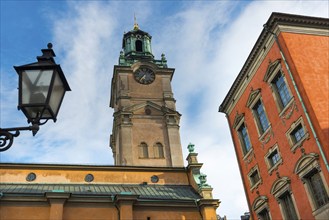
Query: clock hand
140 74 146 82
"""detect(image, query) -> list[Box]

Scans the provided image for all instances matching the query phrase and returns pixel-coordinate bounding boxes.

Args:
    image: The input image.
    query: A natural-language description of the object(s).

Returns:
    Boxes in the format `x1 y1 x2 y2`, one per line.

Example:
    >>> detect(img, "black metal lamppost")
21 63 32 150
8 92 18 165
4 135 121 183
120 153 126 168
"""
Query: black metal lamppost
0 43 71 152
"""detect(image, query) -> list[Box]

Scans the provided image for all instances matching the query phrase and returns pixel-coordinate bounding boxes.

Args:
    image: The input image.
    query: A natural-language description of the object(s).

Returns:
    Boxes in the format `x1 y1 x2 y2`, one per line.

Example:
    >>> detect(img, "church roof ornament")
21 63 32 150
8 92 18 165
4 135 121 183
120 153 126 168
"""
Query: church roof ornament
133 14 139 30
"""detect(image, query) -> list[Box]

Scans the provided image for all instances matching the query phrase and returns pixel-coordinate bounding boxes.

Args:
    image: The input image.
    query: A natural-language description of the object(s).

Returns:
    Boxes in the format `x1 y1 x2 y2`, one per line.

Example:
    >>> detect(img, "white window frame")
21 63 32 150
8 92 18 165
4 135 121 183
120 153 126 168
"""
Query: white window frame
233 113 253 159
264 144 283 175
252 195 272 220
286 117 309 152
294 153 329 217
246 90 271 138
271 177 300 220
248 165 262 191
263 59 293 114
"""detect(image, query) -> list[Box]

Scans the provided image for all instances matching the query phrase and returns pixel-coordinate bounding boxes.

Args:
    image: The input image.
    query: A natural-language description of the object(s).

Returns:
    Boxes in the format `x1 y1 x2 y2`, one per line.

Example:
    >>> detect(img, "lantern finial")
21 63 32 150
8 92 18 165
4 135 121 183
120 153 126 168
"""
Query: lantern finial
47 43 53 49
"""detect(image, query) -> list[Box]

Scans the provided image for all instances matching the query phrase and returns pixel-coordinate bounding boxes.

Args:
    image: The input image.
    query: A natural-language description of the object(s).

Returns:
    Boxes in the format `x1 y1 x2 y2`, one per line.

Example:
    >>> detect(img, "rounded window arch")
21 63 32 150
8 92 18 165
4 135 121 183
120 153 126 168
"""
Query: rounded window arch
135 40 143 52
139 142 148 158
154 142 164 158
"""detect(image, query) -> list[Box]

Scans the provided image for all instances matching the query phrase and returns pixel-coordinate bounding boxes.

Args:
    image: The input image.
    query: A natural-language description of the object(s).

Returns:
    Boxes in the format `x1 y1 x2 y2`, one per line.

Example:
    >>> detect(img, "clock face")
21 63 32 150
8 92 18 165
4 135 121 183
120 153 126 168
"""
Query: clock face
134 67 155 84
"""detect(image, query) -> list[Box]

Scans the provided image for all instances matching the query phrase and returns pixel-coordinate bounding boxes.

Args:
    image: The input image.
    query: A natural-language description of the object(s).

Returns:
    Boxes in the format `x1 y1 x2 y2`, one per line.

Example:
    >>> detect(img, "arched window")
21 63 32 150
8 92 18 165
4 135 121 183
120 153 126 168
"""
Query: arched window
271 177 299 219
135 40 143 52
295 153 329 212
139 142 148 158
154 143 164 158
252 196 272 220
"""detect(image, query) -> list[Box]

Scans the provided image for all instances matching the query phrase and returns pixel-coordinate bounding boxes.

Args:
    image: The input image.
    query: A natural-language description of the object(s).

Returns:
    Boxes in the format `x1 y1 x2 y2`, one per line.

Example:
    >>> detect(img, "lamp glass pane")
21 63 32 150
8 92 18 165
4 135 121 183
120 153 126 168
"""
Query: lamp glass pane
25 107 52 119
22 69 53 105
49 72 65 116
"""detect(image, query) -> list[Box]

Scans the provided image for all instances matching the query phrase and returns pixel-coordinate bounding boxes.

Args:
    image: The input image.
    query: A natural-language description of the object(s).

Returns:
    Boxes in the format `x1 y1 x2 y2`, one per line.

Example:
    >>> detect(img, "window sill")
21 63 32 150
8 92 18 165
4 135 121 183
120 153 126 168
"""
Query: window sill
250 179 262 192
243 147 254 164
279 97 295 118
268 158 283 175
313 202 329 219
258 126 273 147
139 157 165 159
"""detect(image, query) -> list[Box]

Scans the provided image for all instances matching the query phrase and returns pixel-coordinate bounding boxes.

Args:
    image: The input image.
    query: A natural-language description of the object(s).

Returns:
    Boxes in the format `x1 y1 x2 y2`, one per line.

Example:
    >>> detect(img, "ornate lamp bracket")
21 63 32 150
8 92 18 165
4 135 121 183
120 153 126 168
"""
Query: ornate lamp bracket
0 124 40 152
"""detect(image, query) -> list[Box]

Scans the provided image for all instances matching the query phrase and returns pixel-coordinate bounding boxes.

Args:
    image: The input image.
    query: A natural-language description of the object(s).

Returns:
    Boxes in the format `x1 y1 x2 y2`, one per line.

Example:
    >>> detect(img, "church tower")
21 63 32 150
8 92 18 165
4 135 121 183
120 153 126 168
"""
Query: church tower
109 21 184 167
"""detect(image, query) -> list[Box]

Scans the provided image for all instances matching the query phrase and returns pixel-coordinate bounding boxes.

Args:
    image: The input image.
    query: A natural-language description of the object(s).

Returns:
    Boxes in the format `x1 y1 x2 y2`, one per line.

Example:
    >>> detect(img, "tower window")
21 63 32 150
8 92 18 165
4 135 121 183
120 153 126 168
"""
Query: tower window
139 142 148 158
154 143 164 158
135 40 143 52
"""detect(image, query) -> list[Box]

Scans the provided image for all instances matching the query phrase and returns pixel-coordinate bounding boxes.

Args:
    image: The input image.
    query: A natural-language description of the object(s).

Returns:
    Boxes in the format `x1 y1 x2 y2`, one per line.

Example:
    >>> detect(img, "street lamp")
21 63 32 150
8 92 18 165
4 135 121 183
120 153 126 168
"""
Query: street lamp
0 43 71 152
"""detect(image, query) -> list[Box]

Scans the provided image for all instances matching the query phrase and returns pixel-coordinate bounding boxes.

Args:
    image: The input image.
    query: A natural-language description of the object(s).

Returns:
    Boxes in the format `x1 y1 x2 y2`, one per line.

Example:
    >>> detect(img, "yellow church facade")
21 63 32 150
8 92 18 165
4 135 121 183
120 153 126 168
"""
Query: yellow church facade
0 152 218 220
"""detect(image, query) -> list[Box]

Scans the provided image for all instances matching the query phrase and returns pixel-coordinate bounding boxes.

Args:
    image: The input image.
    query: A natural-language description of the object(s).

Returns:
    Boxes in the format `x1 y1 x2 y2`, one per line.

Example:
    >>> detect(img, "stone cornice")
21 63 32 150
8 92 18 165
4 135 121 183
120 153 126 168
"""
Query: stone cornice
0 162 187 172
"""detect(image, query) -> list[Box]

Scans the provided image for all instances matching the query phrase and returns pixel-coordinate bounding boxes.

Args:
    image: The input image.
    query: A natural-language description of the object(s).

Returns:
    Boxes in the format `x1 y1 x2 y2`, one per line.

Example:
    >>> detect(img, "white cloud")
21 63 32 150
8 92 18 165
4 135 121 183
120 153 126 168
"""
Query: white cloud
1 0 328 219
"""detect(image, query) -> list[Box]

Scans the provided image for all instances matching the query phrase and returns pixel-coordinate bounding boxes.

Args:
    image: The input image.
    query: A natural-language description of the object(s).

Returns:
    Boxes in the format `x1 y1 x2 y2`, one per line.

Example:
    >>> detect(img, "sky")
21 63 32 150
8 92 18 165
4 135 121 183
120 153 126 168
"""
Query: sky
1 0 328 219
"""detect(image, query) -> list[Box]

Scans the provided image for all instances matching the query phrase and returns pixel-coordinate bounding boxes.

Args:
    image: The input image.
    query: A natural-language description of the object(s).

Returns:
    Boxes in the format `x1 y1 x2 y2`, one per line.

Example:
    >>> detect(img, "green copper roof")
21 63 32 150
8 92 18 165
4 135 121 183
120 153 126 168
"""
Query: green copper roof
0 183 201 200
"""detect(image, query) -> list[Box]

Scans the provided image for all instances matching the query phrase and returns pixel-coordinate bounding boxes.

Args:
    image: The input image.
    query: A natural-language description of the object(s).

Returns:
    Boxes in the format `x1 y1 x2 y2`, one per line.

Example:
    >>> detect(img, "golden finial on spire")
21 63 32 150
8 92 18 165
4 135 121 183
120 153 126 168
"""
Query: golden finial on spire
133 13 139 30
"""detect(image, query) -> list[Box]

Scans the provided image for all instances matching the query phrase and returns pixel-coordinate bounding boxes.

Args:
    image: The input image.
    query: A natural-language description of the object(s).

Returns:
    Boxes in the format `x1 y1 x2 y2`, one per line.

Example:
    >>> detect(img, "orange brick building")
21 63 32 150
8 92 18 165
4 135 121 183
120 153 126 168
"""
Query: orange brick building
219 13 329 219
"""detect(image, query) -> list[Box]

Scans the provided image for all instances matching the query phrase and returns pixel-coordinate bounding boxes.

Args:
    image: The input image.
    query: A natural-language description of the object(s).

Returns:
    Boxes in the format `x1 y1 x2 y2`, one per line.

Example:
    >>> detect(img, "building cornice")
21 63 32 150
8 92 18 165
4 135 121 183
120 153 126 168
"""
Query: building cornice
219 12 329 114
0 162 187 172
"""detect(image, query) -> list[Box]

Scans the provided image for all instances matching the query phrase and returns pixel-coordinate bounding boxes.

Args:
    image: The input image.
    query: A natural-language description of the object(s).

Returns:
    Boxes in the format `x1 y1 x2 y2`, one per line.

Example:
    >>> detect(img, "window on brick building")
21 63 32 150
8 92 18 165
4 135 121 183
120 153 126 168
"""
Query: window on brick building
263 59 293 113
248 166 261 190
258 208 271 220
233 113 254 158
246 89 271 136
271 177 299 220
306 171 329 208
252 100 270 134
265 145 282 175
252 196 272 220
291 124 305 143
238 123 252 155
268 149 280 167
264 144 282 174
279 192 299 220
272 72 292 108
250 170 260 186
286 117 308 152
295 153 329 213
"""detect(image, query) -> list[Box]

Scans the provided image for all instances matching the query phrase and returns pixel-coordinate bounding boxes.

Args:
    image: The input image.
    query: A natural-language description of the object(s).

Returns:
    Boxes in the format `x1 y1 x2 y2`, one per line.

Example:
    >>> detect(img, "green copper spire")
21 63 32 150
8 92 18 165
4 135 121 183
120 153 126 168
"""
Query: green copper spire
118 19 167 68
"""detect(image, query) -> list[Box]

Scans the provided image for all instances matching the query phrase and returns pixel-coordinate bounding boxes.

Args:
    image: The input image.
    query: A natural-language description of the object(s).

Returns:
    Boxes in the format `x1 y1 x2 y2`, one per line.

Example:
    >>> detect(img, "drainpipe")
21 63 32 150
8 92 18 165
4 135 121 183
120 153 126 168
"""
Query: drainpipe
263 24 329 172
194 199 204 220
113 195 120 220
